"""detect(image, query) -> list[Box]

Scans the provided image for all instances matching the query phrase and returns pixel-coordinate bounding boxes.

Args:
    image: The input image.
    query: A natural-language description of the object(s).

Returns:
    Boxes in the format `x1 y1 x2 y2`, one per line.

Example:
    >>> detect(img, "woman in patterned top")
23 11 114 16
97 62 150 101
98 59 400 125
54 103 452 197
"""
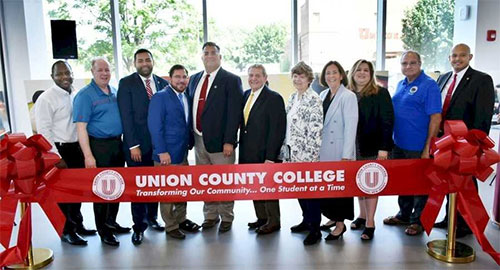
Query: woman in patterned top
282 61 323 245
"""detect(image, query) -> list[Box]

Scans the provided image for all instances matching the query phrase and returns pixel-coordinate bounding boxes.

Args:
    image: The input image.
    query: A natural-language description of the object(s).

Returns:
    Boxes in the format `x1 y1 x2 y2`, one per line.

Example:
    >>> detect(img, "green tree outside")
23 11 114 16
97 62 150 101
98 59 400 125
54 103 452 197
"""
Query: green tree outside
401 0 454 72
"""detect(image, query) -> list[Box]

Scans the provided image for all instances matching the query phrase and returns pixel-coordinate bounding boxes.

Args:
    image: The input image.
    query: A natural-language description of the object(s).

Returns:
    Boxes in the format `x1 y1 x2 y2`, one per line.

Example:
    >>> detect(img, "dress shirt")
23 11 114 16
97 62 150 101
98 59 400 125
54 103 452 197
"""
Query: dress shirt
34 84 78 156
441 66 469 106
139 74 158 95
171 87 189 123
244 86 264 114
192 66 221 135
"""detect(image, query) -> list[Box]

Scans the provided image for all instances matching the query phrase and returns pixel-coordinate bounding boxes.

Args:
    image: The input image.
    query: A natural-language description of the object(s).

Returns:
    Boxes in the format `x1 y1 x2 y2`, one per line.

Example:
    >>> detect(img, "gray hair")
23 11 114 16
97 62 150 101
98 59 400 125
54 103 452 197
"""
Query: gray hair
247 64 267 77
401 50 421 63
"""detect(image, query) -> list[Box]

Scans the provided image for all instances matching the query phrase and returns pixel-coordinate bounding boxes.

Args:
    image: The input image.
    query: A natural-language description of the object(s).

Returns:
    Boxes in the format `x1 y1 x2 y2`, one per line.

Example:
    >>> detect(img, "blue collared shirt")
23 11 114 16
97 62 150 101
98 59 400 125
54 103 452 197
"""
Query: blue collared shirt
73 80 123 138
392 71 441 151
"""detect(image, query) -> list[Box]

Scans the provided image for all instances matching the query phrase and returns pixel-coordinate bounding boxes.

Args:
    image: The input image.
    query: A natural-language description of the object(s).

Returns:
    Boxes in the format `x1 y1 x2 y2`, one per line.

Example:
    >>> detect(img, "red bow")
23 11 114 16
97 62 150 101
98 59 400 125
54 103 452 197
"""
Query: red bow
421 120 500 265
0 134 65 267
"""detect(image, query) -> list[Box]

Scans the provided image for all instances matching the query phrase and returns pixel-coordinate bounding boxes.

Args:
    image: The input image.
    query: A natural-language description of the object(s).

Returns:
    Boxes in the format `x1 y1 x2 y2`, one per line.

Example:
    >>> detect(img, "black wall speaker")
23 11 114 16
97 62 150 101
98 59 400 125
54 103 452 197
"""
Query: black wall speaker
50 20 78 59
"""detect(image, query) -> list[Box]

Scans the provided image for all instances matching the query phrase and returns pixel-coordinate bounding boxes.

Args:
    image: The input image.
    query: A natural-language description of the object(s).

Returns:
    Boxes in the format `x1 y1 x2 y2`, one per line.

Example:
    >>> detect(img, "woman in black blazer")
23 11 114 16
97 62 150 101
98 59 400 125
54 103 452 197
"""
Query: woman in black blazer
348 59 394 240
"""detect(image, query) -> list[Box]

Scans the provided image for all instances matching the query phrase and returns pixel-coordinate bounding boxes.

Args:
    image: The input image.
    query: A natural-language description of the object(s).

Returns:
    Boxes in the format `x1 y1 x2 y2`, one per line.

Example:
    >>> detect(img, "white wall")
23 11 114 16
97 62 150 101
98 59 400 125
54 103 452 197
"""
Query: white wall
474 0 500 85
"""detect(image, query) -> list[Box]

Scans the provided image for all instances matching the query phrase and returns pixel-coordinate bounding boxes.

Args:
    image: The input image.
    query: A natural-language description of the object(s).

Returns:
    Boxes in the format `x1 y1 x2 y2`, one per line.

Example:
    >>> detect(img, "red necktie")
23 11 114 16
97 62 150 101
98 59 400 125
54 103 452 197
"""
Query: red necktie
145 79 153 100
196 74 210 132
441 73 457 129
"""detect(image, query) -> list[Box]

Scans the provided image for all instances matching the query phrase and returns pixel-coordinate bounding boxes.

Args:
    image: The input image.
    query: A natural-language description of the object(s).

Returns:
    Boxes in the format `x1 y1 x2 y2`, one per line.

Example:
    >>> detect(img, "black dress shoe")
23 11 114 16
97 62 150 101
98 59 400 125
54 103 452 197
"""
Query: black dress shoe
455 226 473 239
303 231 322 245
167 229 186 240
325 225 346 241
106 222 131 234
433 219 448 229
149 220 165 232
219 221 232 232
179 219 201 232
248 219 267 229
76 226 97 236
100 233 119 246
290 222 308 233
131 231 144 245
61 232 87 245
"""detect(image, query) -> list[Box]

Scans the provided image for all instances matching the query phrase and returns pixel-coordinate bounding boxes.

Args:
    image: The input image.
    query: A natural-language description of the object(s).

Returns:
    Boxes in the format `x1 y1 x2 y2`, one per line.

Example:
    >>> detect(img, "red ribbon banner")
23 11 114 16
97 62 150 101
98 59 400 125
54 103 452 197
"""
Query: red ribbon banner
421 120 500 265
0 120 499 266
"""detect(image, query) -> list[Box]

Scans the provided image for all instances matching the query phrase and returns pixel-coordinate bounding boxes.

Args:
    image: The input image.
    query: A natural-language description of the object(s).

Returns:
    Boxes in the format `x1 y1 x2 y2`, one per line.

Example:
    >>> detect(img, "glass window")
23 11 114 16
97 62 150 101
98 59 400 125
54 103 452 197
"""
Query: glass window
386 0 454 94
297 0 378 75
207 0 292 76
0 31 10 136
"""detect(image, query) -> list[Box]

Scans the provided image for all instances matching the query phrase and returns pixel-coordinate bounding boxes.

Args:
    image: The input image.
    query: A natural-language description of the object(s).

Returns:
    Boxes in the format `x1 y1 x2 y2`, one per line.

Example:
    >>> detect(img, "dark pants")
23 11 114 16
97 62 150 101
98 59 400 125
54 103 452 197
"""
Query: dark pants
89 136 125 235
298 199 322 233
443 179 478 230
55 142 86 234
125 148 159 233
393 145 428 225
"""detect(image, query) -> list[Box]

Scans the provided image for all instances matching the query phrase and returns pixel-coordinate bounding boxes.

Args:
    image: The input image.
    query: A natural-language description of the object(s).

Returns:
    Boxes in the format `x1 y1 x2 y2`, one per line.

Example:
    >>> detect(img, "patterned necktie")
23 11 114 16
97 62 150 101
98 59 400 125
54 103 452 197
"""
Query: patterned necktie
196 74 210 132
145 79 153 99
243 92 255 125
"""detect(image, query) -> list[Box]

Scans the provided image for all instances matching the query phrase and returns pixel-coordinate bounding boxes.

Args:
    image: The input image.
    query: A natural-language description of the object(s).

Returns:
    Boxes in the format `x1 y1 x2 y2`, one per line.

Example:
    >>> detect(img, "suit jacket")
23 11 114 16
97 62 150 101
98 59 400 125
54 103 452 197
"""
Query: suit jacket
437 67 495 134
239 86 286 164
357 87 394 157
147 86 193 164
187 67 243 153
319 85 358 161
117 72 169 161
282 88 323 162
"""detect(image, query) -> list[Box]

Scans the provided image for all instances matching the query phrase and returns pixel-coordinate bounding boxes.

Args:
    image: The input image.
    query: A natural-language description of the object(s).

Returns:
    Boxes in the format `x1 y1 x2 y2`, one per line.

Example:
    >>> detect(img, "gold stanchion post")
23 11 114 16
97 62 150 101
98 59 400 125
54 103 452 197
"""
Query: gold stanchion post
427 192 475 263
6 202 54 270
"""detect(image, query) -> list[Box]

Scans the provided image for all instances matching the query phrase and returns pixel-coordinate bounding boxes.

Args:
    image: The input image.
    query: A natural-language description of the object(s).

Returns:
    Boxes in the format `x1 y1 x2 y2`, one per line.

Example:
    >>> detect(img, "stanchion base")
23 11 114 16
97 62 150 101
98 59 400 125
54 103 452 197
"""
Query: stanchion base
427 240 475 263
6 248 54 270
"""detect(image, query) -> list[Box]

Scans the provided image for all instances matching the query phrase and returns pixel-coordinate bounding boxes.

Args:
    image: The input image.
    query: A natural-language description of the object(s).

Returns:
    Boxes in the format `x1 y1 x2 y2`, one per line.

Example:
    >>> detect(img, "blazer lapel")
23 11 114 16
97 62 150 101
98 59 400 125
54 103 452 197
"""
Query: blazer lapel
248 86 267 123
439 72 452 92
203 68 225 114
323 86 345 125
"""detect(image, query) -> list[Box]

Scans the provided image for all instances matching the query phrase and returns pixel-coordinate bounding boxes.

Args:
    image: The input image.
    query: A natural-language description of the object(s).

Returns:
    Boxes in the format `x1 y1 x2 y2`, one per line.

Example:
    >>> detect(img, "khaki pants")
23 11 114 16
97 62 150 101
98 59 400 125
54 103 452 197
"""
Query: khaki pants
253 200 280 226
194 134 235 222
155 160 188 232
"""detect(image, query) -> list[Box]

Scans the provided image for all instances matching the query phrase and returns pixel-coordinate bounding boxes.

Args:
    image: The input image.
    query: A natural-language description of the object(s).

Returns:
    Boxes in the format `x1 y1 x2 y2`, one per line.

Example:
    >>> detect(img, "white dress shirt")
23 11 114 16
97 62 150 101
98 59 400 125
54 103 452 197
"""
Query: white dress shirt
441 66 469 106
192 66 221 135
139 74 158 95
171 87 189 123
34 84 78 156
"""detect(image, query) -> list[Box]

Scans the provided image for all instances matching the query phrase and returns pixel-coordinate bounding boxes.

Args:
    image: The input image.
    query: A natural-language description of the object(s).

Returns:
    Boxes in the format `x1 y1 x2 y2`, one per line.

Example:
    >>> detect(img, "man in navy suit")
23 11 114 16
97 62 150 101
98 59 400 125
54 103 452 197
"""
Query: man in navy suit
187 42 243 232
117 49 168 245
240 64 286 234
148 64 201 240
433 43 495 238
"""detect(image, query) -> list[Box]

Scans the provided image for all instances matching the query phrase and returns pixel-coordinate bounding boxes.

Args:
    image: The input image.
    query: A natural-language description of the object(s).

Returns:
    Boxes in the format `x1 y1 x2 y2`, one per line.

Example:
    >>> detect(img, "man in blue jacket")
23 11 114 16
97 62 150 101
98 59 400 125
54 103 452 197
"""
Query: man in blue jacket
148 64 200 240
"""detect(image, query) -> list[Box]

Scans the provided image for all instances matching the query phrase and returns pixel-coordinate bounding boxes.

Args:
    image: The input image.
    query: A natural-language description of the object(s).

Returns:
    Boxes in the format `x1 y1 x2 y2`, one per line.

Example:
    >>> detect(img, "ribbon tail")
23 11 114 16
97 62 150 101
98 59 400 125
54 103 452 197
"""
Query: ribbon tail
0 198 18 249
0 247 23 267
457 189 500 265
420 188 445 235
38 196 65 236
16 203 32 263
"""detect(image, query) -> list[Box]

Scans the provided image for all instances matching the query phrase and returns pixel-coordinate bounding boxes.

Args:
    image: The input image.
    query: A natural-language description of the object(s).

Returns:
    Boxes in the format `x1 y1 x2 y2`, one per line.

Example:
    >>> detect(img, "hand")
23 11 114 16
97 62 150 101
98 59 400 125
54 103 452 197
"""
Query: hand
421 146 430 159
377 150 388 160
341 158 351 161
264 160 274 164
130 147 142 162
55 159 68 169
159 153 171 165
85 156 96 168
223 143 234 157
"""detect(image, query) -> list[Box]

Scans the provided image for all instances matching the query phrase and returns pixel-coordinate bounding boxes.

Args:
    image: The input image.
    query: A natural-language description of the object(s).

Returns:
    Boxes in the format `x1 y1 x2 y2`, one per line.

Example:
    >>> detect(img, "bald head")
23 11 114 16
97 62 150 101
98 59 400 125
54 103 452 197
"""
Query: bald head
449 43 473 73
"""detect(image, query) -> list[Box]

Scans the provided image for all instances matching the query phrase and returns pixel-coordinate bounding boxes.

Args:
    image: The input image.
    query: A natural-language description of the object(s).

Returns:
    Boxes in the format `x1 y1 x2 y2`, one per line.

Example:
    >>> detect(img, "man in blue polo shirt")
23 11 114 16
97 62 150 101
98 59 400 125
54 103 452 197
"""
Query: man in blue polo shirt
73 58 130 246
383 51 442 236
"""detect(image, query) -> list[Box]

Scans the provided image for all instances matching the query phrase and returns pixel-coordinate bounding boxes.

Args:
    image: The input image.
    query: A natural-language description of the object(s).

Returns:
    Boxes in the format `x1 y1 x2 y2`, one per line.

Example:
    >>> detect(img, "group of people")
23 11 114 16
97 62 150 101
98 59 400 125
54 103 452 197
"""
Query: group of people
34 41 495 247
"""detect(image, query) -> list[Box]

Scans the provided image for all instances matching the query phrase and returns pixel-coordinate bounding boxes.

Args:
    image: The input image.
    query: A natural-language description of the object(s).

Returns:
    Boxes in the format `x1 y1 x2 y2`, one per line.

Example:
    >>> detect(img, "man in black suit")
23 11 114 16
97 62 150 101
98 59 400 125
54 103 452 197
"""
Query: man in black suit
187 42 243 232
240 64 286 234
117 49 168 245
433 43 495 238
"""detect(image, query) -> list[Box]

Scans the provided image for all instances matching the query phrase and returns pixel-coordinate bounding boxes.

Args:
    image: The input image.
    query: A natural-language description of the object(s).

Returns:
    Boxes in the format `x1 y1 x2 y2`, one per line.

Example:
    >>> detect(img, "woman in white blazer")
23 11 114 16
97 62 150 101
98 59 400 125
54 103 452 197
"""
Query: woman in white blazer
282 61 323 246
318 61 358 240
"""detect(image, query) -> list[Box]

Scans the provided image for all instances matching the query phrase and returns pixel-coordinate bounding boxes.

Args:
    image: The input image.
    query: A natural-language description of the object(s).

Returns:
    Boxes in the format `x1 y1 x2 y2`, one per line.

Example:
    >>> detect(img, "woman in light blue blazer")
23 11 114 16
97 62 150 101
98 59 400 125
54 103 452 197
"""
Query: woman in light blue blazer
318 61 358 240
